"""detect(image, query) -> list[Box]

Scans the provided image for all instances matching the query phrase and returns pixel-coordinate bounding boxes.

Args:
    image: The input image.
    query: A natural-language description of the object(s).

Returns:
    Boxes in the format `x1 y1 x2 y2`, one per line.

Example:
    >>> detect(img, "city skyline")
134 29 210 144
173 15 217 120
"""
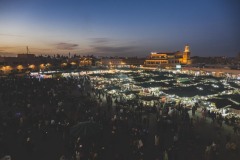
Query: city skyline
0 0 240 57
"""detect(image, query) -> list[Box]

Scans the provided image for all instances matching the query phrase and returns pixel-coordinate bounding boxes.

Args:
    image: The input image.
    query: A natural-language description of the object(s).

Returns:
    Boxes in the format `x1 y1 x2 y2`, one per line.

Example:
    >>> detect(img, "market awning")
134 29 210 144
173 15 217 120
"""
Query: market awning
139 96 160 101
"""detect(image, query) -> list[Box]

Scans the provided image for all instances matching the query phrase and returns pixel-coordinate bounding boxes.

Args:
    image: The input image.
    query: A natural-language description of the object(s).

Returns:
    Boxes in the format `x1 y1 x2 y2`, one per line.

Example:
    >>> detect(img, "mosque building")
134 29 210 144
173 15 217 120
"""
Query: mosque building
144 45 191 68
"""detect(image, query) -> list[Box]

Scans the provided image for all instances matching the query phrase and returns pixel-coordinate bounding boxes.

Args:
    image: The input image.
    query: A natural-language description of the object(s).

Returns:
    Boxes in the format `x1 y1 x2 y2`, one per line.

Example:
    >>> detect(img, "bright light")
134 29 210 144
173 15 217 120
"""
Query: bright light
61 63 67 67
17 65 24 70
1 66 12 72
40 64 45 69
71 62 76 65
28 64 35 69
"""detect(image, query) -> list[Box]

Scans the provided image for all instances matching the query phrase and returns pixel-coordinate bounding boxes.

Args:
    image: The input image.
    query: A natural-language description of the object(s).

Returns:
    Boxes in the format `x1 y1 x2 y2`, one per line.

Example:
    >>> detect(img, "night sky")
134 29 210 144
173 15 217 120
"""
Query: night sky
0 0 239 57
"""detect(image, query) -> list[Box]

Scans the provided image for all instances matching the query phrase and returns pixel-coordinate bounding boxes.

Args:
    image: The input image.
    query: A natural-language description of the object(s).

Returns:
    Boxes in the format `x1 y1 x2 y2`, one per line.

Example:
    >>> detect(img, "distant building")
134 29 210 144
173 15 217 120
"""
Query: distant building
144 45 191 68
0 53 36 65
123 57 145 66
17 53 35 58
79 57 93 66
191 56 237 67
101 58 124 67
0 56 4 65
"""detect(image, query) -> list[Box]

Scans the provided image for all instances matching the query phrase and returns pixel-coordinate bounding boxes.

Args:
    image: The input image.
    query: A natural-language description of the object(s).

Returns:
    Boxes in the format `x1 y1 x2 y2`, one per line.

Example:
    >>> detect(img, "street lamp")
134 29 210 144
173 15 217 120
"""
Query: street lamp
40 64 45 70
17 65 24 72
2 66 12 73
28 64 35 70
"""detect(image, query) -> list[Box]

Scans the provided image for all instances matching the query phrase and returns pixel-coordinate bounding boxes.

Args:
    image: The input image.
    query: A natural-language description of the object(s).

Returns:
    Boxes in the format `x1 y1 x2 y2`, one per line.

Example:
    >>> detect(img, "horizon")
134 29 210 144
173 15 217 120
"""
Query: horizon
0 52 238 58
0 0 240 57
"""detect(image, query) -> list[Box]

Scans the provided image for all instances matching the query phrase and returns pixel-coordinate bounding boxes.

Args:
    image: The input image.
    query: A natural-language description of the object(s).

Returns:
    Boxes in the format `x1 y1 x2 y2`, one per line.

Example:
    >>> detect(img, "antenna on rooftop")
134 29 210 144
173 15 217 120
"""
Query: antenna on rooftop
26 46 29 54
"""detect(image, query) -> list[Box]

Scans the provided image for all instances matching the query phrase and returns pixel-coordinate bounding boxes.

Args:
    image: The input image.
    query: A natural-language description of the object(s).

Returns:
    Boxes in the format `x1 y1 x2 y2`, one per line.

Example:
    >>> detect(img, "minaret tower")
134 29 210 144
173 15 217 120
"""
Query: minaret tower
183 44 191 64
184 44 190 53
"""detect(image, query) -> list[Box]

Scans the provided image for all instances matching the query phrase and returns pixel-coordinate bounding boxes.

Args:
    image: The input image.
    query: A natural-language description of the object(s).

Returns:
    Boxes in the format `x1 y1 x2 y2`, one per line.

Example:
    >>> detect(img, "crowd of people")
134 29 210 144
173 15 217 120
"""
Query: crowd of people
0 74 239 160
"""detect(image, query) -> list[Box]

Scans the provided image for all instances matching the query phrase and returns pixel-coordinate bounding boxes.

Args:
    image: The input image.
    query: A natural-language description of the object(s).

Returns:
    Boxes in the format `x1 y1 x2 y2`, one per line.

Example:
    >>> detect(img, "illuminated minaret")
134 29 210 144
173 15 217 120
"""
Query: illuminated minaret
184 44 190 53
183 44 191 64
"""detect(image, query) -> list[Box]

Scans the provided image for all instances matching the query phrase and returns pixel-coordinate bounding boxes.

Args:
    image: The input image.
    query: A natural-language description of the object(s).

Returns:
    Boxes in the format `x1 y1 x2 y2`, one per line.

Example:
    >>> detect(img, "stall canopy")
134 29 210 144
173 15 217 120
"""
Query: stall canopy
139 96 160 101
105 85 121 90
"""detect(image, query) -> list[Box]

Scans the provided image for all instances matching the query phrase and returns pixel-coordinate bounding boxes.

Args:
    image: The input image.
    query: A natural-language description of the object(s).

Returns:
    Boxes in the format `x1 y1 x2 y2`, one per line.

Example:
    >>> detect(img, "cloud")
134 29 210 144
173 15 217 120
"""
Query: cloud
54 42 79 50
0 33 24 37
92 46 135 53
0 47 23 54
30 48 53 52
88 44 138 56
0 51 16 56
89 38 111 44
86 37 142 56
0 46 19 50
